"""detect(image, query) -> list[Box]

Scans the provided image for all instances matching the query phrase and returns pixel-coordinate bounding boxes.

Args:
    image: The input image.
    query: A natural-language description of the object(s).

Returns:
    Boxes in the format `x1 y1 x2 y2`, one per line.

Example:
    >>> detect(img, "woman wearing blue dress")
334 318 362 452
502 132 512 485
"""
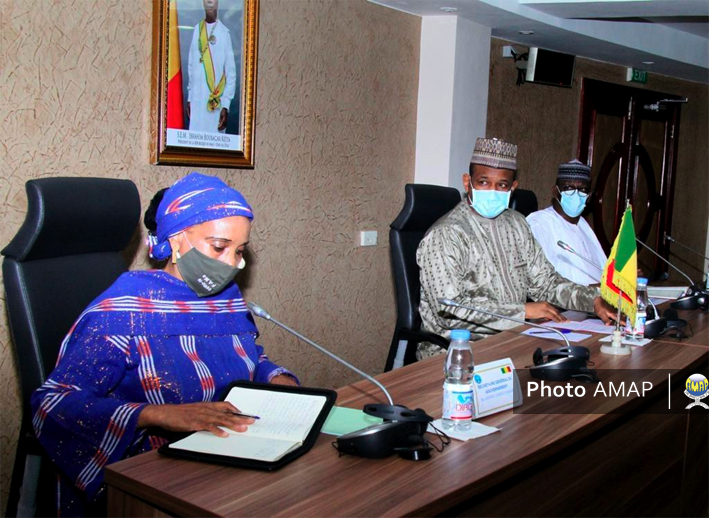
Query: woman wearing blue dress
31 172 297 515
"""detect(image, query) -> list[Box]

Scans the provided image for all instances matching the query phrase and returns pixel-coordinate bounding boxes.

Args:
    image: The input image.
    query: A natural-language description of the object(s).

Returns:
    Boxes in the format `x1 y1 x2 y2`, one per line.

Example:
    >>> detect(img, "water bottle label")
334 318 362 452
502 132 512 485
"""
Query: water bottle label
442 383 473 420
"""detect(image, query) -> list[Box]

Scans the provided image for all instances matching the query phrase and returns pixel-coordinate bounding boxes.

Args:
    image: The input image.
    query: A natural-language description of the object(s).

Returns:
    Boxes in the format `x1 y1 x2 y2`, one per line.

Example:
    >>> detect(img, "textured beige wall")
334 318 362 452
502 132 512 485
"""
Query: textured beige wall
0 0 420 509
487 38 709 280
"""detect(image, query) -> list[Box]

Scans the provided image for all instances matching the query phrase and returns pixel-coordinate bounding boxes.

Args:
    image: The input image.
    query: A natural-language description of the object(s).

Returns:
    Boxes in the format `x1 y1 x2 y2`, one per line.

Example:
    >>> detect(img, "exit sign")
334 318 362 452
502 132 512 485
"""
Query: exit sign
626 68 648 84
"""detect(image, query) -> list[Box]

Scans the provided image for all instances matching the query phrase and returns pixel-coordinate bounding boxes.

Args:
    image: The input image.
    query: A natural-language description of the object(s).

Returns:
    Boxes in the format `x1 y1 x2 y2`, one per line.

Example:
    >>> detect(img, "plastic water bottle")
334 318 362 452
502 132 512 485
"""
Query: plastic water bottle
625 277 648 339
442 329 474 431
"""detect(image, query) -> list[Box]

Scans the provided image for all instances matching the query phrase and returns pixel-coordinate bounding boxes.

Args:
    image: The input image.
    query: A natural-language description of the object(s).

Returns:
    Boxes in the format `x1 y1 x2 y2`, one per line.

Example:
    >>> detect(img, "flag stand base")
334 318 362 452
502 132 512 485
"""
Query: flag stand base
601 330 632 355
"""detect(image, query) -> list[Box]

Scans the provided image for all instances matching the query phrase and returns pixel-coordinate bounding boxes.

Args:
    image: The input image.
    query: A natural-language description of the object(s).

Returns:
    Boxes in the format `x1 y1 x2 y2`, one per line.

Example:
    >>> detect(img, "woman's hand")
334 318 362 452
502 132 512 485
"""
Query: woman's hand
138 402 255 438
270 374 299 387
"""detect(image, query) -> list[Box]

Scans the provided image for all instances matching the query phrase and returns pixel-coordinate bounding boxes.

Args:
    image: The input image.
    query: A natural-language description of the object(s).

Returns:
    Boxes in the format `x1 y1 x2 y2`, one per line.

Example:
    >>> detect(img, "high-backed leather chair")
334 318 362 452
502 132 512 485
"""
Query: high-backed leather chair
510 188 538 217
2 177 140 517
385 184 461 372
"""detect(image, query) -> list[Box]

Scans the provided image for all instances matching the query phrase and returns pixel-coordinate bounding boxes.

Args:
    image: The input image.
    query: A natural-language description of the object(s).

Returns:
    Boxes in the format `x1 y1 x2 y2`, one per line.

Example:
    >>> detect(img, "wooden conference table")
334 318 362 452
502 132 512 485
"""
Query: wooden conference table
656 304 709 348
105 314 708 517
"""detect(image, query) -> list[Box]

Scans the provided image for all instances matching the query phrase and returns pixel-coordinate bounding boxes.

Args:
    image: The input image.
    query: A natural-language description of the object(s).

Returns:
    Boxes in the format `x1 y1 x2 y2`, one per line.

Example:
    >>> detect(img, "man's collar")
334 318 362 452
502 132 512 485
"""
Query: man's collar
551 201 581 225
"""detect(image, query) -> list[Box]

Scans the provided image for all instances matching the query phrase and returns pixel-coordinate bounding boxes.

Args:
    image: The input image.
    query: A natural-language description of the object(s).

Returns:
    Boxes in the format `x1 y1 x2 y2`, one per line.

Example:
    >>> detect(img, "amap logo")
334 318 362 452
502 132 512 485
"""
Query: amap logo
685 374 709 410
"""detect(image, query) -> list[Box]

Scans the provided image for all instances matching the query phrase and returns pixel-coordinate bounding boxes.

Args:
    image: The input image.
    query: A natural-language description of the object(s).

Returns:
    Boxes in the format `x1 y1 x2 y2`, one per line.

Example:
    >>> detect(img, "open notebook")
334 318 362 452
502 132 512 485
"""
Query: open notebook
166 384 335 465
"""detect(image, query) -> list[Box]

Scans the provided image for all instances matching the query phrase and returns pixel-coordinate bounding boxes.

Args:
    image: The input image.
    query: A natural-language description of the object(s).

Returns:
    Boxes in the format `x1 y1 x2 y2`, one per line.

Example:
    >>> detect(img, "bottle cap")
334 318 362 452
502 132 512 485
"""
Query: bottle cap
450 329 471 341
637 277 648 286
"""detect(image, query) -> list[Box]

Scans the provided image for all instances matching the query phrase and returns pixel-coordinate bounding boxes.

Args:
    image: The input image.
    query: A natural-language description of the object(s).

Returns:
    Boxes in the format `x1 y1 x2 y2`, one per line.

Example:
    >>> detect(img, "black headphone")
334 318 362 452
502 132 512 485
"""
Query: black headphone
363 404 433 424
529 345 598 383
334 405 436 461
671 292 709 311
644 308 688 339
364 404 435 460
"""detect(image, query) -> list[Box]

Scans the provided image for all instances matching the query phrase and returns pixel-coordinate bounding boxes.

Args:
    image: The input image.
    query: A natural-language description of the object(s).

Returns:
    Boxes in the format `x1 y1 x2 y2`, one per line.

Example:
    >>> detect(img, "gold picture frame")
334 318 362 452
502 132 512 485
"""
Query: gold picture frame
150 0 258 168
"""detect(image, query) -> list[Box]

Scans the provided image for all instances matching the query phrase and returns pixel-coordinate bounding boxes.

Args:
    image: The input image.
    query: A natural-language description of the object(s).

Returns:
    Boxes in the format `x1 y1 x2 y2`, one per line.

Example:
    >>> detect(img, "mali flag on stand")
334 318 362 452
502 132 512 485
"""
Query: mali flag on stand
166 0 185 129
601 206 638 323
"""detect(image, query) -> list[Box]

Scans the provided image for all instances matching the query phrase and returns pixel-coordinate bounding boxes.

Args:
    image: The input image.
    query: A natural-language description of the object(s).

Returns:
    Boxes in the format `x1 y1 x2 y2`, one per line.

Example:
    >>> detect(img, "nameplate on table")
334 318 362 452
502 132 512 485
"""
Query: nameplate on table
472 358 522 419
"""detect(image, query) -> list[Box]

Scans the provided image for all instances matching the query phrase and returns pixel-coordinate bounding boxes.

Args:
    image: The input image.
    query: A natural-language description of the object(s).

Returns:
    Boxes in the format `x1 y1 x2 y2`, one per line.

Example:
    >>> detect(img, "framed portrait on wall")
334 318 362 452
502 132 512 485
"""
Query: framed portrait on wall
150 0 258 168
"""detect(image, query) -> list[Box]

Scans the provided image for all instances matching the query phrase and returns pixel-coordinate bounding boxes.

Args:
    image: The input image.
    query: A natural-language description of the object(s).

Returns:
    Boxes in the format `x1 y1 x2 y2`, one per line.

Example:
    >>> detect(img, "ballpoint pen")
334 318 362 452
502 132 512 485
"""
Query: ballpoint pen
228 411 261 420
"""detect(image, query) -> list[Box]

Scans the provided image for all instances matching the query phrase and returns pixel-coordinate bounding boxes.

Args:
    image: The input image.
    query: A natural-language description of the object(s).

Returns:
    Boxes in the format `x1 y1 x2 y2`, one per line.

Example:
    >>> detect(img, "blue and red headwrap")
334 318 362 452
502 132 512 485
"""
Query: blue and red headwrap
148 172 254 260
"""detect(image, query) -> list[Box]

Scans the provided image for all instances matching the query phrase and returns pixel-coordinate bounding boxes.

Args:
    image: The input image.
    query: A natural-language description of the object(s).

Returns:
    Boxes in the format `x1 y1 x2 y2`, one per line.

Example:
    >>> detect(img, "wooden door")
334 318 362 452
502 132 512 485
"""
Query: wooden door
578 79 682 277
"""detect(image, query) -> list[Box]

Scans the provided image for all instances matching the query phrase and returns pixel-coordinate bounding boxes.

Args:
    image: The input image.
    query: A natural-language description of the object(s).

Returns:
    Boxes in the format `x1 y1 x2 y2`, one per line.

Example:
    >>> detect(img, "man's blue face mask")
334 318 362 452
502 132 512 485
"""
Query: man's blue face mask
557 186 589 218
469 186 512 219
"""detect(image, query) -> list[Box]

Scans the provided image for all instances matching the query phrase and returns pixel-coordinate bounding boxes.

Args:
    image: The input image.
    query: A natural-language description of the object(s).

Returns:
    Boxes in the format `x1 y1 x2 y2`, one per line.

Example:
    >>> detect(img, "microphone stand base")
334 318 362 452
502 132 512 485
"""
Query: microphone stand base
601 331 632 355
333 404 434 460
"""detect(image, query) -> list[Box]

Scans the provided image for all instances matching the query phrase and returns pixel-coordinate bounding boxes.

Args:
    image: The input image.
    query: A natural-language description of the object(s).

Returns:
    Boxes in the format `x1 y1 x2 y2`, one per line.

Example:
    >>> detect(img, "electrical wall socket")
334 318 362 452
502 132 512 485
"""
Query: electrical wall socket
359 230 377 247
502 45 514 58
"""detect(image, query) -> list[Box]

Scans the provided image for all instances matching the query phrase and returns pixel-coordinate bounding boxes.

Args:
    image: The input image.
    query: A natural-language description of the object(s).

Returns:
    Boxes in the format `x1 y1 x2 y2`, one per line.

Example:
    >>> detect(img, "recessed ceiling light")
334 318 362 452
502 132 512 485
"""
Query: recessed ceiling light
439 6 458 12
518 30 534 35
642 61 655 65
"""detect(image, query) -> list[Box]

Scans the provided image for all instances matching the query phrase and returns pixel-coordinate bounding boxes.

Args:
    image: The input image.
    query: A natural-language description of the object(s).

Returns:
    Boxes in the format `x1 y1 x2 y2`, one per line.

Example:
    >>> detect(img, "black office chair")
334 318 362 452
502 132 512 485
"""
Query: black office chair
385 184 461 372
510 188 538 217
2 177 140 517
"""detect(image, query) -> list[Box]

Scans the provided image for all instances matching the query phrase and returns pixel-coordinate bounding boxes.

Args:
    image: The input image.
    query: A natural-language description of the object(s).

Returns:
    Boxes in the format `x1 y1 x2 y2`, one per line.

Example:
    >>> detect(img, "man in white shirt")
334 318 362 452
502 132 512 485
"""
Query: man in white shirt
187 0 237 133
527 160 607 286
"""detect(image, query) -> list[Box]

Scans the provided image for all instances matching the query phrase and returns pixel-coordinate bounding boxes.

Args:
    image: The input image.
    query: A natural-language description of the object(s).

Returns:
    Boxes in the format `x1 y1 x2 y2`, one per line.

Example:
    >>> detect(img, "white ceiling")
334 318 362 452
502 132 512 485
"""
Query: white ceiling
369 0 709 84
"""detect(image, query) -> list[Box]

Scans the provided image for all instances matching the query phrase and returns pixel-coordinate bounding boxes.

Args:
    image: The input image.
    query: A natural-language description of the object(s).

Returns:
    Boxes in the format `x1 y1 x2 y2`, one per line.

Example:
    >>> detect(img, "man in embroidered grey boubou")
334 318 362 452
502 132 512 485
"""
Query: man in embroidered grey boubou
416 138 617 359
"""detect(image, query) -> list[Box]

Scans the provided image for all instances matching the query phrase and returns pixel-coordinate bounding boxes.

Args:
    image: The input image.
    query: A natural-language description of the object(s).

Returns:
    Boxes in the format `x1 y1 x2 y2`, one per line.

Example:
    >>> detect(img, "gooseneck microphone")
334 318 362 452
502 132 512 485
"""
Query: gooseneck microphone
247 302 393 404
248 302 437 460
437 298 571 349
557 241 603 271
665 233 709 262
635 238 695 287
635 238 708 311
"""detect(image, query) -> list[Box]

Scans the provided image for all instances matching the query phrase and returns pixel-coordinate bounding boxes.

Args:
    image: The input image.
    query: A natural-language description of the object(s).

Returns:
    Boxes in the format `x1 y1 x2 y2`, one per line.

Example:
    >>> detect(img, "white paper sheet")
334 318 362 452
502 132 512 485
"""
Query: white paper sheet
544 319 615 335
224 388 326 442
598 334 653 347
169 432 300 462
427 419 500 441
169 387 327 463
647 286 688 300
521 329 592 342
560 310 592 322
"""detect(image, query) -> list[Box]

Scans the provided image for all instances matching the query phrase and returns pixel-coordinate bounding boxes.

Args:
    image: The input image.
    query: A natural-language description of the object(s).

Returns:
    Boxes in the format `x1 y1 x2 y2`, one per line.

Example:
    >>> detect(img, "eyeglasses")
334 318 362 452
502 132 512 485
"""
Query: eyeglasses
557 186 590 197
